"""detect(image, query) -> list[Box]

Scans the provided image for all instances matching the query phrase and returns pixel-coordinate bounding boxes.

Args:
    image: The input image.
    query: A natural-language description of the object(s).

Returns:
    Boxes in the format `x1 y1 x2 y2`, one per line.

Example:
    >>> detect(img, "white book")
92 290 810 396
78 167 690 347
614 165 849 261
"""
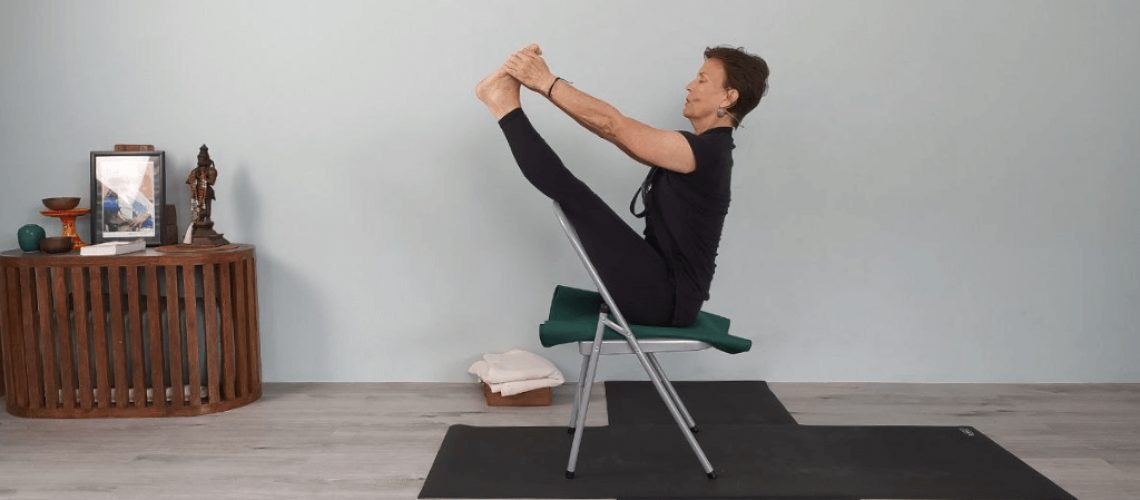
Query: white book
80 239 146 256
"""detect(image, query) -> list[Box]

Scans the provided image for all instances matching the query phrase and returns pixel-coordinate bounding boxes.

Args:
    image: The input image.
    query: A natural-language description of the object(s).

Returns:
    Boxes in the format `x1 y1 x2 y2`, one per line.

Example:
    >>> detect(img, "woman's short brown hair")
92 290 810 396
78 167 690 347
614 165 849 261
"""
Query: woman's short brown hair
704 45 769 127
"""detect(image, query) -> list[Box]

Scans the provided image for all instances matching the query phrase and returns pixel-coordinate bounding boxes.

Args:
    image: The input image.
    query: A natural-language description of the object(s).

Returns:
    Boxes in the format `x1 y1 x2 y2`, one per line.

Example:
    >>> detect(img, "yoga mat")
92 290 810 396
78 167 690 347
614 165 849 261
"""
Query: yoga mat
606 381 844 500
604 380 798 425
418 423 1075 499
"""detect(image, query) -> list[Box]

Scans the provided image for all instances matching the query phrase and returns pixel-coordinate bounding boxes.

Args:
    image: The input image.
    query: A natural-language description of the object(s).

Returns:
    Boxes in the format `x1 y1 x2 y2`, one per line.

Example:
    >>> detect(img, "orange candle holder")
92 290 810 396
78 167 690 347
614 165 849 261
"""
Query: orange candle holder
39 208 91 247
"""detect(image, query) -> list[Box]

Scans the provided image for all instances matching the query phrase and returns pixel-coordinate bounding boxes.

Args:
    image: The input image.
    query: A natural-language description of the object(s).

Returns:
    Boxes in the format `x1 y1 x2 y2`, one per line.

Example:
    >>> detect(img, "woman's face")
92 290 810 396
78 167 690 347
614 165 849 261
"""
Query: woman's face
683 58 732 121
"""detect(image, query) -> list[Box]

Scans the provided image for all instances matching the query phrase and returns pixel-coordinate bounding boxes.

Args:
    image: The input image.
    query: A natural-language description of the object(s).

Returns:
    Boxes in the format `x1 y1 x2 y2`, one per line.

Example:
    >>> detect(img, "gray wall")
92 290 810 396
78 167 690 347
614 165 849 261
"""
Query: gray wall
2 0 1138 383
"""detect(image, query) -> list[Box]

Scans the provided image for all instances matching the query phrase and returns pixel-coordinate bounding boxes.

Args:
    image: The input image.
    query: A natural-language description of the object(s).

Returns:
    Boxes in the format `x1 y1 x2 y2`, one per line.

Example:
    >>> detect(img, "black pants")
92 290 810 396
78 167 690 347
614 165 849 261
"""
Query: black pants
499 108 676 326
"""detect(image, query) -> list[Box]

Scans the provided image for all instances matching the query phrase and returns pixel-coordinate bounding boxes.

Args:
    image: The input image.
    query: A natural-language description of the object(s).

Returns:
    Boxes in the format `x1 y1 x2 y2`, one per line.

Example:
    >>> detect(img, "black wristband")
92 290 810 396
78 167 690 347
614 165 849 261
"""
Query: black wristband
547 77 564 98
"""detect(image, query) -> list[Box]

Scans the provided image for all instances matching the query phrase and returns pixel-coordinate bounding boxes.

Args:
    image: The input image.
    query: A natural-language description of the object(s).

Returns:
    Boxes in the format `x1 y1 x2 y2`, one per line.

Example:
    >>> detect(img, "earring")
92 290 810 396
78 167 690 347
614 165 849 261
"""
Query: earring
716 108 726 118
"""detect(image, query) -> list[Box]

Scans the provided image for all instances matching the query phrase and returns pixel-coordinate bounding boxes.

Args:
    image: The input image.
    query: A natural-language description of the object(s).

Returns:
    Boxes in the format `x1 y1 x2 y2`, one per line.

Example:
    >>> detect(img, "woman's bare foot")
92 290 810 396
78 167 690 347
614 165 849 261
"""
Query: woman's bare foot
475 67 521 120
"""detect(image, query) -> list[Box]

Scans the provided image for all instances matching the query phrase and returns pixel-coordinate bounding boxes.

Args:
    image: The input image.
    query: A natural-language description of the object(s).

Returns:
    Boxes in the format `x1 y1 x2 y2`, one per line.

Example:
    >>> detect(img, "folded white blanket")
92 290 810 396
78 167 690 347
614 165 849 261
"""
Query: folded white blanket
468 348 565 396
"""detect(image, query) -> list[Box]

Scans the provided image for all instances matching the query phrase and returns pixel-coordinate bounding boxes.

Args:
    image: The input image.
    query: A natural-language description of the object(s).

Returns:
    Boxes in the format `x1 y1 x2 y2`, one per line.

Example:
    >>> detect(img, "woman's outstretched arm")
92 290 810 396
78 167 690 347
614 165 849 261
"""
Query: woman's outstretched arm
504 45 696 174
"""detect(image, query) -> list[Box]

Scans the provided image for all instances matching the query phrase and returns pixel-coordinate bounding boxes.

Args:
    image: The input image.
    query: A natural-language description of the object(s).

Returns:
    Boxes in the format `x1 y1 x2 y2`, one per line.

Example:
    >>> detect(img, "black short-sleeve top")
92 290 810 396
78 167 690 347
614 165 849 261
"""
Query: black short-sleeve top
634 127 734 322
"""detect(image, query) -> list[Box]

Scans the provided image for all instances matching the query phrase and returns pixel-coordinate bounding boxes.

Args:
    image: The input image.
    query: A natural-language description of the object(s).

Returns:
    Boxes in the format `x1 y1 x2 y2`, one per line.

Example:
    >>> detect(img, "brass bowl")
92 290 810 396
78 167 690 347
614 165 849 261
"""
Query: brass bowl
42 197 81 210
39 236 74 254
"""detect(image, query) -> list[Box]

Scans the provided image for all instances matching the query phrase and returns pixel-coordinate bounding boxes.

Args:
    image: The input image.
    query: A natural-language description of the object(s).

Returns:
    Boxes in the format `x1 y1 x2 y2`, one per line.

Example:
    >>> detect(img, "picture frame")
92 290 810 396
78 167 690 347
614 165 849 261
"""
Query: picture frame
90 150 166 246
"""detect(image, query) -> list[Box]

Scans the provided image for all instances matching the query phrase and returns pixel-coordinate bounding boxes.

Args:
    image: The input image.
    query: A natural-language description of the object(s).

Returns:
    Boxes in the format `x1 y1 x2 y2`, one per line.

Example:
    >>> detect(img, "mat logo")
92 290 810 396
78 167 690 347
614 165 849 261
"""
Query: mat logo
959 427 975 437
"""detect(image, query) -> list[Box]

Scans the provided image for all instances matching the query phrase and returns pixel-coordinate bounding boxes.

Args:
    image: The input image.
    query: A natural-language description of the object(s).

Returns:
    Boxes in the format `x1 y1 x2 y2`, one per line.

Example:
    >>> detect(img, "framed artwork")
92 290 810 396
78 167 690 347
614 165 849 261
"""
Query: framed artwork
90 151 166 246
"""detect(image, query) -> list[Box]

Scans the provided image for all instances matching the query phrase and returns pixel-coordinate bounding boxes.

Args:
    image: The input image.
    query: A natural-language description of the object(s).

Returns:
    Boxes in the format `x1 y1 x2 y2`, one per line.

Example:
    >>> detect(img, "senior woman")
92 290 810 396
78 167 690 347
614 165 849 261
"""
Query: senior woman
477 44 769 327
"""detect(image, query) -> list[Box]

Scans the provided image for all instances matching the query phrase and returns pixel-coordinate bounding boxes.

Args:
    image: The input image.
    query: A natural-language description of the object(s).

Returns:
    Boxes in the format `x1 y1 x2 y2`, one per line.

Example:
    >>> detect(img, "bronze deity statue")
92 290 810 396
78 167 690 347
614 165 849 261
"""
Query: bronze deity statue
184 144 229 246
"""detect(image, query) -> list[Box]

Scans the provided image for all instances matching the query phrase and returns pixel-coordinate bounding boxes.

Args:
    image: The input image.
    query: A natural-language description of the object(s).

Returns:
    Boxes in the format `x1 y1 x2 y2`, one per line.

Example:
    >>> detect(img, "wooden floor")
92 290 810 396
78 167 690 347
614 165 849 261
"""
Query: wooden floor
0 382 1137 499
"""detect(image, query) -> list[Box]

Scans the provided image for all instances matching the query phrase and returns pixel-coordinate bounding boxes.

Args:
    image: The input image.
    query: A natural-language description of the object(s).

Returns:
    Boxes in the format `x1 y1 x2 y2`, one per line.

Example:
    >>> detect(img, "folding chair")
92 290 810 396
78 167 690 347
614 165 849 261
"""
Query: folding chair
542 201 752 479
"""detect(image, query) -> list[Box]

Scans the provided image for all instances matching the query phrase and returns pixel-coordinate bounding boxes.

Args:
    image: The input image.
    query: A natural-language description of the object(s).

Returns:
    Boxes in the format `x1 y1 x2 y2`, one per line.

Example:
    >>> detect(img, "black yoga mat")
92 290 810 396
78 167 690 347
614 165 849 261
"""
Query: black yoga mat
606 381 842 500
604 380 799 425
418 423 1075 499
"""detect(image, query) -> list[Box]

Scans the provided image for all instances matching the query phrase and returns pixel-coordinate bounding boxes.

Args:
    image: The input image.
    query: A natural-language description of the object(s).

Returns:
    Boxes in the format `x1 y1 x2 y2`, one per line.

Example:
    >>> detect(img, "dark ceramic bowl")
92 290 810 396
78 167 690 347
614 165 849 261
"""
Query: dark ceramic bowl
42 197 81 210
39 236 74 254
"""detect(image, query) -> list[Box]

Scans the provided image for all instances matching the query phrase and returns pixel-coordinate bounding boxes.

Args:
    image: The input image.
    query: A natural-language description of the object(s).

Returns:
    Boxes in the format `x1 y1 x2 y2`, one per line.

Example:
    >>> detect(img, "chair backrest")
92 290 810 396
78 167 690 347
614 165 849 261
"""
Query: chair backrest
552 201 635 332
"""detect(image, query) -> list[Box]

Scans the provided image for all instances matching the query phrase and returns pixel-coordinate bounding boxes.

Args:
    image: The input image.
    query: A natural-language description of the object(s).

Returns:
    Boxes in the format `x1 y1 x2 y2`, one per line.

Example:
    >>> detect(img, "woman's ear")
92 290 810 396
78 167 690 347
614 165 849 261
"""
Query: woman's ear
723 88 740 110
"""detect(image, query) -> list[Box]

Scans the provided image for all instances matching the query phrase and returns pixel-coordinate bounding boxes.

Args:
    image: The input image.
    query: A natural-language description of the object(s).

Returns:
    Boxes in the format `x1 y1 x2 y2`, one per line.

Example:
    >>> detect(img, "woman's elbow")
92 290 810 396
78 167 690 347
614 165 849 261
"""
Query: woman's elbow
597 115 621 143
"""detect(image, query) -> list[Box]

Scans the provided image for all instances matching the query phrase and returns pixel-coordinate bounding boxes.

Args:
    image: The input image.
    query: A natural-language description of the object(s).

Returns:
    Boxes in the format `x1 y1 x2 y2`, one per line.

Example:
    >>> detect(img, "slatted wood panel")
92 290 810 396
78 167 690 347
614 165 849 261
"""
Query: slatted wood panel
18 267 41 410
34 267 57 409
125 266 146 407
89 267 111 409
164 265 185 408
233 260 249 398
51 267 75 410
71 267 94 409
0 270 5 398
247 260 262 391
0 246 260 418
107 267 129 409
144 266 164 405
0 267 15 401
202 264 221 404
219 262 237 401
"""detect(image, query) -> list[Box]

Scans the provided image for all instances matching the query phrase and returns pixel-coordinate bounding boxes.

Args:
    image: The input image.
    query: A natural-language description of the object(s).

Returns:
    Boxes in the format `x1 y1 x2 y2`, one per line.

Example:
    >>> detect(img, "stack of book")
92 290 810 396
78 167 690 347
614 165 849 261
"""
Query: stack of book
80 239 146 256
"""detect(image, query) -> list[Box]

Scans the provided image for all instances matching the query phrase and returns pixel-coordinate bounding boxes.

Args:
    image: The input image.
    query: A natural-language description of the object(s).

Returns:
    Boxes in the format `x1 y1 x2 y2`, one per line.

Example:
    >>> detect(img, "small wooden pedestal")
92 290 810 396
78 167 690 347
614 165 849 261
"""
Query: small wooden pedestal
482 383 552 407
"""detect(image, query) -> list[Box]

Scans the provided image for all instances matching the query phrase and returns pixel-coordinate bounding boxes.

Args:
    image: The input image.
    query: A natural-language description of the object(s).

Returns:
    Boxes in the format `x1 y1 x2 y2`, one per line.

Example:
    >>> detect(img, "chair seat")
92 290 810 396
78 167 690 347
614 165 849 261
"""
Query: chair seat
539 285 752 354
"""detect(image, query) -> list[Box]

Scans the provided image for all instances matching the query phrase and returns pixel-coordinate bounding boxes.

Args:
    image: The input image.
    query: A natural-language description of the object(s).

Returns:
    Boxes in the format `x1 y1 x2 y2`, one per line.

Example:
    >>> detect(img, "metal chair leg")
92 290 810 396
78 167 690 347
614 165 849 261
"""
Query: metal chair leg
624 336 716 477
568 354 590 433
648 353 698 431
566 311 607 478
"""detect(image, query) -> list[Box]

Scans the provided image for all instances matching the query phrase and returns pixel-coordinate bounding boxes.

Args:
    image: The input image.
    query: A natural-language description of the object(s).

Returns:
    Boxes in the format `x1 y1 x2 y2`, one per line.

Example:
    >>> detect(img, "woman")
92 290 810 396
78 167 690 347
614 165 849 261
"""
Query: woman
477 44 769 327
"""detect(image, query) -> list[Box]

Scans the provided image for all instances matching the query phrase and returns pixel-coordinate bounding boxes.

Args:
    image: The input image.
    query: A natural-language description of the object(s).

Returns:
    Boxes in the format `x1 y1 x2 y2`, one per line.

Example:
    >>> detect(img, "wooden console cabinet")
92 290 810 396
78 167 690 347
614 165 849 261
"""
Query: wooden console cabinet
0 245 261 418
